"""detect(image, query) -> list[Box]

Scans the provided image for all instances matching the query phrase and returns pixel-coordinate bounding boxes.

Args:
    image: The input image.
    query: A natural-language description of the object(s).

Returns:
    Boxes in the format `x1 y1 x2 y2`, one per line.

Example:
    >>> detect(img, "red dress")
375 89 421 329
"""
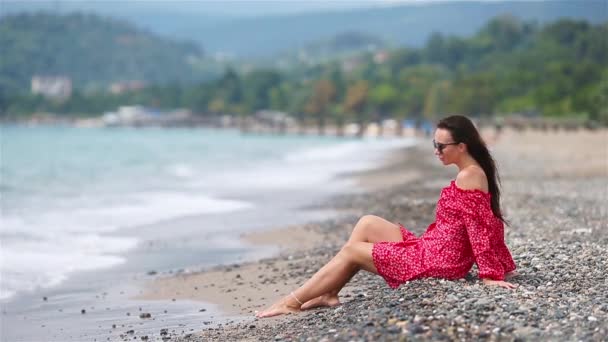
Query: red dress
372 180 516 289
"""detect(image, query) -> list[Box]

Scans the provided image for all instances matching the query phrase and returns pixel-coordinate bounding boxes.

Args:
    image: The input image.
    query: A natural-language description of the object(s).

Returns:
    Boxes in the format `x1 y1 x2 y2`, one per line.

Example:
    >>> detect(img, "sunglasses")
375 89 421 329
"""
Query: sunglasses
433 140 459 153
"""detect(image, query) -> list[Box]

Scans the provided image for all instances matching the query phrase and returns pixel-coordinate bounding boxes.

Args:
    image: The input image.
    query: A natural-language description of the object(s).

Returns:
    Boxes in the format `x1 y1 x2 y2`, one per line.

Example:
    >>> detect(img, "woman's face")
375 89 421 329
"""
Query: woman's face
433 128 461 165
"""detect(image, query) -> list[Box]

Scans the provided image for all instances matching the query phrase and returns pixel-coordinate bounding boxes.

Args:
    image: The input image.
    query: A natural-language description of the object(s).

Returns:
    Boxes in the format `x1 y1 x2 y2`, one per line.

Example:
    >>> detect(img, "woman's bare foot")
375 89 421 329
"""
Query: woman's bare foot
300 294 341 310
505 270 520 280
255 296 301 318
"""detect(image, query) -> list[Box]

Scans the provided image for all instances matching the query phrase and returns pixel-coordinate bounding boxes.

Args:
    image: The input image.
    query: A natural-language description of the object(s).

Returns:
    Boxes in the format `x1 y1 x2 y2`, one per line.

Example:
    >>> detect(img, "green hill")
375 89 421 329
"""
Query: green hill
4 16 605 122
2 0 604 59
0 12 205 93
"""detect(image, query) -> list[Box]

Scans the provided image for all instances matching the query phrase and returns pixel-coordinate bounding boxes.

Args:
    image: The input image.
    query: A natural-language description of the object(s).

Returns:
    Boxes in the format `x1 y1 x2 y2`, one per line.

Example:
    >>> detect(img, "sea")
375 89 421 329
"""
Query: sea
0 125 417 341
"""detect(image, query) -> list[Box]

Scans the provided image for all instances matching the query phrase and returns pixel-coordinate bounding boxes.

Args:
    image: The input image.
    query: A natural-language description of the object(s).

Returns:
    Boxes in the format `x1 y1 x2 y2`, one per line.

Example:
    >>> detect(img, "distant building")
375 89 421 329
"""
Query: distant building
255 110 295 126
102 106 193 127
108 80 146 94
31 76 72 100
341 58 361 73
102 105 149 126
373 51 389 64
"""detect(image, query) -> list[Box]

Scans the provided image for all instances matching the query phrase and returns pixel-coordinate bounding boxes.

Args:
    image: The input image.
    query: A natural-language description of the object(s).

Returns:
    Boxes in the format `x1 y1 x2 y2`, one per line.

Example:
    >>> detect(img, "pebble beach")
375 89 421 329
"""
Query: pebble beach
139 128 607 342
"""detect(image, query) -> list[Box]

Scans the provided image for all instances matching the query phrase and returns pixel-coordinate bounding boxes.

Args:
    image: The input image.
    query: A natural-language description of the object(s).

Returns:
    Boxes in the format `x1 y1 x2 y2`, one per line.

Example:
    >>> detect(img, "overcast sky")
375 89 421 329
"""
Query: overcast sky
3 0 548 17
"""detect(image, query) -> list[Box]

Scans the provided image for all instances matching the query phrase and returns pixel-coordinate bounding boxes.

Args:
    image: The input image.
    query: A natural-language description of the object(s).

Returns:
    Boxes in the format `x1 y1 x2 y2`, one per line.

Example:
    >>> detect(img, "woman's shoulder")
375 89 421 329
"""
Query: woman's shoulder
455 166 488 194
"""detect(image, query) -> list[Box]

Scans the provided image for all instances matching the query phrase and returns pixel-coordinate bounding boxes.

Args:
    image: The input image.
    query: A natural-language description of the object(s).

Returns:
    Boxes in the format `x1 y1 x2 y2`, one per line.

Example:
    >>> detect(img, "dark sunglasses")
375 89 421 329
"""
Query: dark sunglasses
433 140 459 153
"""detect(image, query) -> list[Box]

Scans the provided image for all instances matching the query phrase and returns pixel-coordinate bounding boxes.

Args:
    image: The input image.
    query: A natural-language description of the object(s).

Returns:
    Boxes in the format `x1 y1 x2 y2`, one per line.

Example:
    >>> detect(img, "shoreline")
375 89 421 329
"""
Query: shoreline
142 128 606 341
133 138 455 340
1 131 417 341
6 128 604 341
136 140 434 316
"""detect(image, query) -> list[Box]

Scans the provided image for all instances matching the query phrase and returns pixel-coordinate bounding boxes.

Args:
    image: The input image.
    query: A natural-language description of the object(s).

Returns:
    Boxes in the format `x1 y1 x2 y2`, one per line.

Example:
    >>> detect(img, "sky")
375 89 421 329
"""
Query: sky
2 0 547 17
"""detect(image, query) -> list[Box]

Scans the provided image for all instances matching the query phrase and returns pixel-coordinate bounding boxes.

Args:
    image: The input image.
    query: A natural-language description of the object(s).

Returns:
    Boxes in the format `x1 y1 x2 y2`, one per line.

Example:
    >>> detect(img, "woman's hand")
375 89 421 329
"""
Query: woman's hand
482 278 518 289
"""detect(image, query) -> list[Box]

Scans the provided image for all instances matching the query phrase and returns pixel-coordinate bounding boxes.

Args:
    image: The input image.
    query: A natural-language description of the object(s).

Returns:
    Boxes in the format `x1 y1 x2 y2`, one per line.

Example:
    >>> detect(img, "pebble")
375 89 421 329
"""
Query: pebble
172 145 608 342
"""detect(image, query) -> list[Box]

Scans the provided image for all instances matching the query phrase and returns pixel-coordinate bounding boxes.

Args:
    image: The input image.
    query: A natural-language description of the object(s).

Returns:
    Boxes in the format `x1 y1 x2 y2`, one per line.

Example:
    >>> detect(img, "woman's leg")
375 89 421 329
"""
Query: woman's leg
347 215 404 244
300 215 403 309
256 241 377 318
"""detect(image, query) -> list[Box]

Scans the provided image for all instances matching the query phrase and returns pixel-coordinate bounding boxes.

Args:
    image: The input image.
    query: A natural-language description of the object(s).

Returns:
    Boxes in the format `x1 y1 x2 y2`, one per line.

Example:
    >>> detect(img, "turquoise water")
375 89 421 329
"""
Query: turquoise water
0 125 415 301
2 126 349 213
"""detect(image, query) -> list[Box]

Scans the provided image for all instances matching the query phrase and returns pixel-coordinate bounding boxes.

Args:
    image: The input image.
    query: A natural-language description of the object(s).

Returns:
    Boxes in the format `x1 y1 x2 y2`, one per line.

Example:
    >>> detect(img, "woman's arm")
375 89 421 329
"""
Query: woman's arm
458 171 518 289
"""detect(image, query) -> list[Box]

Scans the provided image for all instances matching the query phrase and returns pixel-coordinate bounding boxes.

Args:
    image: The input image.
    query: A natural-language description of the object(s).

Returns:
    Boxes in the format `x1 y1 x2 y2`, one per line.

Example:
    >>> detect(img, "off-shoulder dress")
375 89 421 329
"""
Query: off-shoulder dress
372 180 517 288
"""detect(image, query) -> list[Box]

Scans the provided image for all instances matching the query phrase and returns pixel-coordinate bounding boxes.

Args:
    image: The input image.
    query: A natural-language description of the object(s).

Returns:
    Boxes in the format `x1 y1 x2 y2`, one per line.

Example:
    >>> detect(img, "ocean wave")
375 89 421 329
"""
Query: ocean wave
285 137 417 164
200 137 418 191
0 191 253 300
166 163 196 178
0 234 136 301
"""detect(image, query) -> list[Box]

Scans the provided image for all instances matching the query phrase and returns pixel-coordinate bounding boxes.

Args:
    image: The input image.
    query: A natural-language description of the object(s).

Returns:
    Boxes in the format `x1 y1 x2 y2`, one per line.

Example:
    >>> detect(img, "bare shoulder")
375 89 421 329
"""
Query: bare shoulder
456 166 488 192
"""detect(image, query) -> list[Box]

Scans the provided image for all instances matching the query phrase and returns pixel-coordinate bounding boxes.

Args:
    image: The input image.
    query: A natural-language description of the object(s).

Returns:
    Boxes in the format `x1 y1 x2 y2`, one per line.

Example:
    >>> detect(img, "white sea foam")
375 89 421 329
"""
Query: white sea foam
202 137 417 190
0 234 137 300
166 163 196 178
2 192 252 236
0 192 252 300
1 126 416 302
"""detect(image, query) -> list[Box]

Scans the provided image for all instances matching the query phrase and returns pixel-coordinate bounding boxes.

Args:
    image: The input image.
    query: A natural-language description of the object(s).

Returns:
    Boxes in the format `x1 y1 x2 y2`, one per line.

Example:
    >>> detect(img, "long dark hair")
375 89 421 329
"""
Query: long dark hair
437 115 506 224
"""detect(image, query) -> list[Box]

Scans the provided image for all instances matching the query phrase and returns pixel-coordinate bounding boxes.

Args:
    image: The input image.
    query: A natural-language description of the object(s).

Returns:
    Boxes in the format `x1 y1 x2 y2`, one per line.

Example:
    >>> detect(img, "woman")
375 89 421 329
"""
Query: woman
256 115 518 318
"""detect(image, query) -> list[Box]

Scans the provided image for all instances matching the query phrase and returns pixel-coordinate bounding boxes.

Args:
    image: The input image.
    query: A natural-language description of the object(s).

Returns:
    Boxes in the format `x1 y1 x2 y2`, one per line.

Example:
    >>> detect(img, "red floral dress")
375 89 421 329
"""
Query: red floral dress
372 180 516 289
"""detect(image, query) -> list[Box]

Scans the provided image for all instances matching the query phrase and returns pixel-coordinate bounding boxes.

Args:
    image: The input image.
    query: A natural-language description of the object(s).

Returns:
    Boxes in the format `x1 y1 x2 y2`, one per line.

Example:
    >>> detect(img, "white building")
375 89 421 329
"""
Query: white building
31 76 72 100
108 80 146 94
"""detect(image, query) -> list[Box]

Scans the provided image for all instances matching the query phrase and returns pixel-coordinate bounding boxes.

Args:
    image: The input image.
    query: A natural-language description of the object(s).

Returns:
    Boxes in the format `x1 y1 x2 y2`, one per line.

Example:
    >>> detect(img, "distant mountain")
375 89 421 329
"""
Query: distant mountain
198 0 606 58
278 31 389 64
2 0 608 58
305 32 387 54
0 12 205 93
1 1 605 95
0 1 371 18
2 1 605 59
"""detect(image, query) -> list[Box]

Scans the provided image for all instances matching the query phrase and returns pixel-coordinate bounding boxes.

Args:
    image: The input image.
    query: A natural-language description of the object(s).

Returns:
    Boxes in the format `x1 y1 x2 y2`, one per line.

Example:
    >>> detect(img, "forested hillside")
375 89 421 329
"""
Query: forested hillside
0 13 205 93
3 17 607 124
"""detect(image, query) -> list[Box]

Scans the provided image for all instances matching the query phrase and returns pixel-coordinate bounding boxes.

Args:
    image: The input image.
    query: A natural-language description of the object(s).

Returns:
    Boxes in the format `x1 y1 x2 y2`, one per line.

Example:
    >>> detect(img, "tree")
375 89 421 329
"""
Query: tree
217 68 243 106
480 15 528 51
399 65 445 118
269 84 289 111
370 83 399 135
447 72 498 116
242 70 281 111
305 79 337 135
423 80 451 120
425 32 446 64
343 80 369 137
